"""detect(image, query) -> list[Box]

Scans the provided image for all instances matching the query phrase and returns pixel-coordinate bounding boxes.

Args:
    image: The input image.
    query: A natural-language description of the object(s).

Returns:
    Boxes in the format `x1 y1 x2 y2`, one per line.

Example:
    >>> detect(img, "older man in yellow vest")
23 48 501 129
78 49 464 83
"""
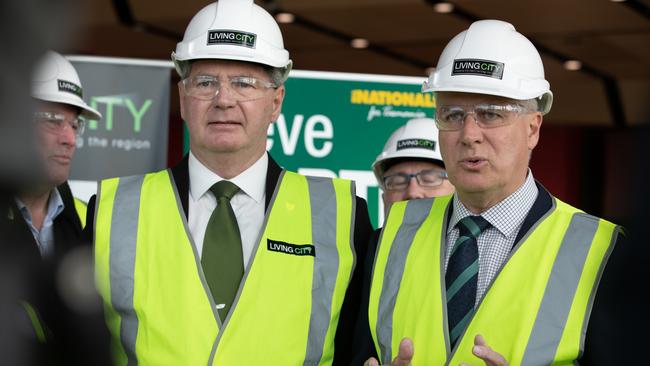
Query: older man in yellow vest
88 1 372 365
354 20 622 366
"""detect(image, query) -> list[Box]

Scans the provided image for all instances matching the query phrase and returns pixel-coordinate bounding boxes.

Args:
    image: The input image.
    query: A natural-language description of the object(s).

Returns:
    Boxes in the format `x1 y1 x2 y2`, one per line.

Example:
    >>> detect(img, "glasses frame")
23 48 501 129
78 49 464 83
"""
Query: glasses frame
34 111 85 137
382 168 449 192
181 75 278 102
434 103 533 131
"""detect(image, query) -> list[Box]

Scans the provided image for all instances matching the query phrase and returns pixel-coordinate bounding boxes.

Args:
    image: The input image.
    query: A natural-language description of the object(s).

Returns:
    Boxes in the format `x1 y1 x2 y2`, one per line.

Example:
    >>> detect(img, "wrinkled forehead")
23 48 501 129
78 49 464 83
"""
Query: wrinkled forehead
435 91 518 106
188 59 269 79
34 100 80 117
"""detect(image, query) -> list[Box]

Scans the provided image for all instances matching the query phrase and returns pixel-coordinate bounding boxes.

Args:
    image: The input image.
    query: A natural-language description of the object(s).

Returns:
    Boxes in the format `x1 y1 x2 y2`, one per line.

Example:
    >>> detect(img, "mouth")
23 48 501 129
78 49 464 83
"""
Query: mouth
51 155 72 164
208 120 241 127
459 157 487 170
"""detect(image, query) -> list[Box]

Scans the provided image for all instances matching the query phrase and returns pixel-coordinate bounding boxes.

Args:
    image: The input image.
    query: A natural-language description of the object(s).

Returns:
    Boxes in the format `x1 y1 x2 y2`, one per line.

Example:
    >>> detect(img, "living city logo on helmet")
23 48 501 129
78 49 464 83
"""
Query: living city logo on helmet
452 58 505 79
57 79 83 98
396 139 436 152
207 29 257 48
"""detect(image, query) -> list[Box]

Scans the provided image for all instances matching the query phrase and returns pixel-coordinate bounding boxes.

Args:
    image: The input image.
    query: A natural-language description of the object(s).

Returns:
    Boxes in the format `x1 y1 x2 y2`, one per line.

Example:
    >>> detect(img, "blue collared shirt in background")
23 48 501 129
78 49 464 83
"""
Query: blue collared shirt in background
15 188 65 258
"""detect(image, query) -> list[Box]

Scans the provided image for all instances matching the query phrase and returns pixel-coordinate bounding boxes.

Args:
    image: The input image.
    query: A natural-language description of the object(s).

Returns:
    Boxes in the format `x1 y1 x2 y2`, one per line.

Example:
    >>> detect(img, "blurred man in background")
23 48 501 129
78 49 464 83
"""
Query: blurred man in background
13 51 101 258
372 117 454 217
1 49 109 365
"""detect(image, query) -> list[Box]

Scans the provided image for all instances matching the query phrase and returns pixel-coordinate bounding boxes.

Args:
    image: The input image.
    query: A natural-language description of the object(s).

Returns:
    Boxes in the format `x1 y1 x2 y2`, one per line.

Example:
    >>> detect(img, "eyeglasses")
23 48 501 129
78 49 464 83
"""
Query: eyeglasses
34 111 85 136
181 75 277 102
382 168 448 191
435 103 533 131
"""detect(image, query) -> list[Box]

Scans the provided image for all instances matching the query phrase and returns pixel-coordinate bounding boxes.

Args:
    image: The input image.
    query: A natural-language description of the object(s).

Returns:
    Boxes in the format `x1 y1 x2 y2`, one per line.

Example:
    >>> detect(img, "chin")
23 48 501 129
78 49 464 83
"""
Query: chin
47 171 70 187
454 177 492 194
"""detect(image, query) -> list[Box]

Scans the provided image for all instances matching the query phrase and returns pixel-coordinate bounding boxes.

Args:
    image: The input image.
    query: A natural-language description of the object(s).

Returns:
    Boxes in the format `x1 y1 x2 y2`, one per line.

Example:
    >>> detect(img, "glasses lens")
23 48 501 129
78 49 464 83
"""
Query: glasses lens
74 118 85 136
474 104 512 128
229 77 267 101
436 106 466 131
184 76 218 100
35 112 64 131
417 169 446 187
383 174 409 191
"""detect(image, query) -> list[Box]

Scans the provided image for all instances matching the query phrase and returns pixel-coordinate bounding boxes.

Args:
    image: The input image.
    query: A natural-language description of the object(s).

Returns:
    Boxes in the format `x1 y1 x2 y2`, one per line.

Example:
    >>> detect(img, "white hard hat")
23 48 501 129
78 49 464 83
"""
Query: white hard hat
31 51 102 120
422 19 553 115
172 0 292 79
372 118 444 184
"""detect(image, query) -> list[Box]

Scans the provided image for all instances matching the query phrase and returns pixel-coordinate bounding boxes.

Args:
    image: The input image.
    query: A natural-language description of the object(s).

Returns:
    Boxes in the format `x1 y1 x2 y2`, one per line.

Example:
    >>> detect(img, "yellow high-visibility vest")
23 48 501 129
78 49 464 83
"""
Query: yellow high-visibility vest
369 194 620 365
73 197 87 228
95 169 356 365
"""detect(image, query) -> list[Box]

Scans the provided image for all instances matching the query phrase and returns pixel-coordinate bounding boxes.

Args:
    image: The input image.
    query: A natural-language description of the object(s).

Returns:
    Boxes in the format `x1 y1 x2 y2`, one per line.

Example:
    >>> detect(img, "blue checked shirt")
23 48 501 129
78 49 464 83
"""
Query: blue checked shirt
445 170 538 306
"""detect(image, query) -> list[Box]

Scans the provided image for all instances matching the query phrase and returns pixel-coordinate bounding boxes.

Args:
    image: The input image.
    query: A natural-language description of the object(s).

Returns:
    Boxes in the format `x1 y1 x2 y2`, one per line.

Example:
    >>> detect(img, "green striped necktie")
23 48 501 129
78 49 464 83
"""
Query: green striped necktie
446 215 490 347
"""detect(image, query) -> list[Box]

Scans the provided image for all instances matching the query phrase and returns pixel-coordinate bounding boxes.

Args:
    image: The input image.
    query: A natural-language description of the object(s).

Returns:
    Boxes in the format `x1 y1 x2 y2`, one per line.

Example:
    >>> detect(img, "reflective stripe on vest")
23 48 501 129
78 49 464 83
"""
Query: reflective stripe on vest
369 195 620 366
73 197 87 229
95 169 355 365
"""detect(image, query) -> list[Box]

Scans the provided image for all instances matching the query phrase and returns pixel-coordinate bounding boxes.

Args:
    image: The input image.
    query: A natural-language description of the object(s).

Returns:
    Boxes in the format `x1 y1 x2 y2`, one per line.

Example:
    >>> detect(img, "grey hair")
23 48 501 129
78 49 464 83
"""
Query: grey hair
519 98 540 112
174 60 192 80
267 66 288 87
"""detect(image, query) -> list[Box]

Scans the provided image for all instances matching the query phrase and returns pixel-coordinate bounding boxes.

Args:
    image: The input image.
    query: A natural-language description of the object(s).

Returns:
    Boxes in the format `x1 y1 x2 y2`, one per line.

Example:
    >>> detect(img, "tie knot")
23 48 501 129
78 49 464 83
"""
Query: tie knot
458 215 490 239
210 181 240 201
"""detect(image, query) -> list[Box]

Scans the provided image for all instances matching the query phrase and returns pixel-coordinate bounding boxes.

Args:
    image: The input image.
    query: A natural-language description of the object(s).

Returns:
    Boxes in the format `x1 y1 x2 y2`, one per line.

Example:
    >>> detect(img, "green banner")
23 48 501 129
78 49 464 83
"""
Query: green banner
268 70 436 228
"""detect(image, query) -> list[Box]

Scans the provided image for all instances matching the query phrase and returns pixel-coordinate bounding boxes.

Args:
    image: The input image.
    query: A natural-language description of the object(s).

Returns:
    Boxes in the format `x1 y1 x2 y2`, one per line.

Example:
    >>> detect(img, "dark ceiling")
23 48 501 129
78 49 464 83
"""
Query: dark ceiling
62 0 650 127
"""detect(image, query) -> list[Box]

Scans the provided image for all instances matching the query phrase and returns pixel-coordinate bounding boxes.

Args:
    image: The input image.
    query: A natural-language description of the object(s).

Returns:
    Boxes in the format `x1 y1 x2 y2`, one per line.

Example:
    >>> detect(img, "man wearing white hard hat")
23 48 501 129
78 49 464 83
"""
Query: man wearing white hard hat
9 50 100 260
89 1 372 364
355 20 622 366
372 118 454 216
2 50 110 364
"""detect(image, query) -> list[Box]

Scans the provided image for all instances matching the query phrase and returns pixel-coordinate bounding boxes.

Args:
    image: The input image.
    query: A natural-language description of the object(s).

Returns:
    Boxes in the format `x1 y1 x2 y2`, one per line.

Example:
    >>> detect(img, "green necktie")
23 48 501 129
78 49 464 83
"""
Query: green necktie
202 180 243 321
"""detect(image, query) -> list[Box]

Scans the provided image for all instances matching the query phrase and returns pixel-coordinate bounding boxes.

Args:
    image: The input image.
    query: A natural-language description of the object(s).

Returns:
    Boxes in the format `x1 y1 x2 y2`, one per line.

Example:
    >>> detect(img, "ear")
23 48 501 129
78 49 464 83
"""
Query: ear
270 85 286 122
178 81 186 120
527 112 543 150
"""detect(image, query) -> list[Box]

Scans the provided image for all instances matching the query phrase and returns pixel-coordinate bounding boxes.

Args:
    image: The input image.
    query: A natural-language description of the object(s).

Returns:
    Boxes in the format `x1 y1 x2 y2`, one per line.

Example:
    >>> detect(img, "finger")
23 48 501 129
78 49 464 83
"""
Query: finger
392 338 414 366
473 346 508 366
472 335 508 366
364 357 380 366
474 334 487 347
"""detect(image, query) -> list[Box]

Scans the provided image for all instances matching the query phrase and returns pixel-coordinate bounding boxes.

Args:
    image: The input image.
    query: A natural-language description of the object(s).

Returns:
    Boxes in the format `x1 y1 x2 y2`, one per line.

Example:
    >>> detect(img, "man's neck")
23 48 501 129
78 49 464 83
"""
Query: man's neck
192 148 265 179
17 187 53 231
457 172 529 214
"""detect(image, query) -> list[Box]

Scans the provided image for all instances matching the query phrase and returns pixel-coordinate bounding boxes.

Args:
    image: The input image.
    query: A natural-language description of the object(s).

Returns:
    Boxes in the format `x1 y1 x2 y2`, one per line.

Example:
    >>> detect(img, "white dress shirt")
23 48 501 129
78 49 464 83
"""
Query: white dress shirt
445 169 538 305
187 151 267 268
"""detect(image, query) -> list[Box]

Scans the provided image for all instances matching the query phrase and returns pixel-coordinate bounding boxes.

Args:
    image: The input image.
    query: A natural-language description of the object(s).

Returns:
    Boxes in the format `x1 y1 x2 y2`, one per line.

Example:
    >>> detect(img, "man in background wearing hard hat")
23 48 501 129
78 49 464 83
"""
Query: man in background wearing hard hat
355 20 622 366
88 1 372 365
1 51 110 364
10 50 100 261
372 118 454 217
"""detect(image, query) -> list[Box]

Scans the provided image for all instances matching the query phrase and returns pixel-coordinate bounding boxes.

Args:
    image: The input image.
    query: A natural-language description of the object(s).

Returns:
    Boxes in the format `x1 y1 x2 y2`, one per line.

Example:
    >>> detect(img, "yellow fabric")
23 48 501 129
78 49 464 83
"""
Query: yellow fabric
73 197 87 228
94 177 127 365
95 170 355 365
21 301 47 343
370 196 619 365
368 199 407 358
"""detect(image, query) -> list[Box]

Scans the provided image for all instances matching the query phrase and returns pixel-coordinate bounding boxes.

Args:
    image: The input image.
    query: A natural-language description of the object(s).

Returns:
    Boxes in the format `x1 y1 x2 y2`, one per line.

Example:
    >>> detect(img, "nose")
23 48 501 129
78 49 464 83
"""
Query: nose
58 122 76 147
212 83 237 108
459 113 483 145
403 177 426 200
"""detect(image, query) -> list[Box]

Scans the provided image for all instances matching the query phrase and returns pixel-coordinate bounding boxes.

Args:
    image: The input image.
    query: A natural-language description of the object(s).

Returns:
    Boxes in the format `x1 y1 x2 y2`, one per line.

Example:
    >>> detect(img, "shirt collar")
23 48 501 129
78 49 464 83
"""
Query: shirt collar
449 169 538 238
15 187 65 224
188 151 268 204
